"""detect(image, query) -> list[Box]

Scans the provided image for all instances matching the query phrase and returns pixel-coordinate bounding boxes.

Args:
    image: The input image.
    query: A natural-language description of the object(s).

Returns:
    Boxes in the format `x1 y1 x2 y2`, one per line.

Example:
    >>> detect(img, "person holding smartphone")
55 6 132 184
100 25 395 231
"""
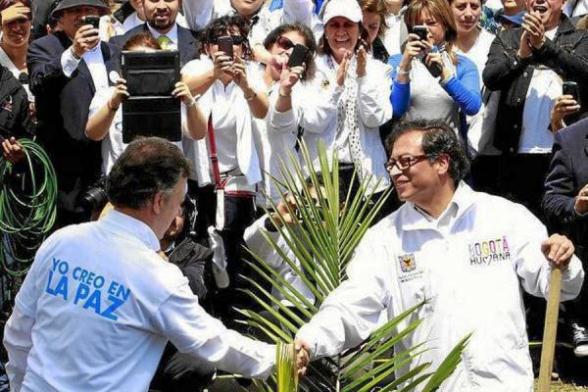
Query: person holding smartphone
388 0 481 139
27 0 120 228
180 15 268 326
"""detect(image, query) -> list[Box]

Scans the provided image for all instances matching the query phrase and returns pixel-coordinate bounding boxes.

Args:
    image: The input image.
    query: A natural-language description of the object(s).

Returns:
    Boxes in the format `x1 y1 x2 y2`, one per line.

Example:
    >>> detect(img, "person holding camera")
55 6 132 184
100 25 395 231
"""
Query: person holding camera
181 15 267 324
2 137 276 392
28 0 120 228
85 32 206 176
388 0 482 138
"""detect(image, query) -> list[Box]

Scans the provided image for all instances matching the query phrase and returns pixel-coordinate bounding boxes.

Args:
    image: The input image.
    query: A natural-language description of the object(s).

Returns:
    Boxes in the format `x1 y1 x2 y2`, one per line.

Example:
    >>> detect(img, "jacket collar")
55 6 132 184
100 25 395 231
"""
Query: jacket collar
556 13 576 35
400 181 476 232
99 209 160 251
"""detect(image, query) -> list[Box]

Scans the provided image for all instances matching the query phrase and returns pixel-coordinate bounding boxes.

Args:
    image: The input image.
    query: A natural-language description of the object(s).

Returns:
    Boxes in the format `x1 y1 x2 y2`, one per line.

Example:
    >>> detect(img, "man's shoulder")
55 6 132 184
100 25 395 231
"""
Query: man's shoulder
177 25 198 41
29 32 68 53
110 24 145 47
555 117 588 147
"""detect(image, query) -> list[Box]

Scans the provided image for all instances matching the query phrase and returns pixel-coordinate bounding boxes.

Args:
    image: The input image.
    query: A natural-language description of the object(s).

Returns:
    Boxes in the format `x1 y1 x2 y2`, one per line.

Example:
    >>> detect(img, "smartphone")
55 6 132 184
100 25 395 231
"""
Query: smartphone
563 81 581 106
411 25 428 41
287 44 309 68
81 15 100 30
217 36 234 59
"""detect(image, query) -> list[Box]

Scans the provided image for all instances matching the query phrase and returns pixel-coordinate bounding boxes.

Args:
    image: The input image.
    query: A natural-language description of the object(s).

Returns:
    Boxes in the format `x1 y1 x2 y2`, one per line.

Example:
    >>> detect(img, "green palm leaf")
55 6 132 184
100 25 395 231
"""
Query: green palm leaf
237 140 467 391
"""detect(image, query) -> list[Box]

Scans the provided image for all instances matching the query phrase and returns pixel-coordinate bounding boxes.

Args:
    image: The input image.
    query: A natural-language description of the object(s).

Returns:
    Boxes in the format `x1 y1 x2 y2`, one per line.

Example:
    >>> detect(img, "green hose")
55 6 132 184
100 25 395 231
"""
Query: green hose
0 138 57 277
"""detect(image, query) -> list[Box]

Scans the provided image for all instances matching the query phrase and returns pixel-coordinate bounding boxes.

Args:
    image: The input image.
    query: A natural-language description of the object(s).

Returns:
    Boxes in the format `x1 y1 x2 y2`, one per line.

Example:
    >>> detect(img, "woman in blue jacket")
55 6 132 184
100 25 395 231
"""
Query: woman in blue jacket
388 0 481 137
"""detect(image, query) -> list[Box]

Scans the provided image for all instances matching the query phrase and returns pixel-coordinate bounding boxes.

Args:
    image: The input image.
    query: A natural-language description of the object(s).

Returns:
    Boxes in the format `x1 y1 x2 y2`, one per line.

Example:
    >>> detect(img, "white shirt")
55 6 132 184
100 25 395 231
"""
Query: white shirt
181 57 263 186
455 29 499 156
147 23 179 50
297 183 584 392
3 210 275 392
244 215 315 305
520 27 562 154
182 0 322 45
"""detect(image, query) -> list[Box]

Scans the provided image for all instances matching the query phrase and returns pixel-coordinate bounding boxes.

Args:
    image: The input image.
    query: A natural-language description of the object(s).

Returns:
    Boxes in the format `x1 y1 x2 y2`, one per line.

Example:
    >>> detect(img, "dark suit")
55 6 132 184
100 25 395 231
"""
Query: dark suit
109 23 199 66
28 31 120 226
543 117 588 323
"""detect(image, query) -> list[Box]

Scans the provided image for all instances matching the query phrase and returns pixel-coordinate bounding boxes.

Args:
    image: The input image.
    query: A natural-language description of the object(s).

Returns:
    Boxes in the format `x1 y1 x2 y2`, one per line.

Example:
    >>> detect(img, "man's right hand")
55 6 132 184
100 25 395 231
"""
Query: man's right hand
294 339 310 377
575 184 588 215
2 137 25 164
72 24 100 58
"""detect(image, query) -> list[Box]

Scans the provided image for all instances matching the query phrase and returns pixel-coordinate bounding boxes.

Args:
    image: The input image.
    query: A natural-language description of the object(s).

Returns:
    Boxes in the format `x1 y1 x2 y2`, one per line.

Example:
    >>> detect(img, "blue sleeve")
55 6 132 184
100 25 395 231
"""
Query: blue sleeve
441 55 482 116
388 54 411 119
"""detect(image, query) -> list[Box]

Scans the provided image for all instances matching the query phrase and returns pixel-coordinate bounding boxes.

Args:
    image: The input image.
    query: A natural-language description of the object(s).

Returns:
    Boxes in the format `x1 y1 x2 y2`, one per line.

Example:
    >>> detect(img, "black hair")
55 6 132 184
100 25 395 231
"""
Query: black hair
262 23 317 80
106 137 191 209
385 119 470 183
199 14 252 59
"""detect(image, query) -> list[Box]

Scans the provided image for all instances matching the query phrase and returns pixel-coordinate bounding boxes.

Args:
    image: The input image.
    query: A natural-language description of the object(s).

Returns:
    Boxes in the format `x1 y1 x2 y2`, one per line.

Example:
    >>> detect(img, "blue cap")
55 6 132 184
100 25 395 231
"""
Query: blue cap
498 11 524 26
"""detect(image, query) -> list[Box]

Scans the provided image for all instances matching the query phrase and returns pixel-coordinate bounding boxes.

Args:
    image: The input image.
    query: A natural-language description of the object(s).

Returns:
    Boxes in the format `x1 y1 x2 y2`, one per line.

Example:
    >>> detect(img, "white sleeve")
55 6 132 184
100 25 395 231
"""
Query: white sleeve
181 0 215 31
3 237 52 391
297 83 341 134
152 282 275 379
513 205 585 301
296 232 392 359
3 307 35 392
60 47 82 78
356 61 393 129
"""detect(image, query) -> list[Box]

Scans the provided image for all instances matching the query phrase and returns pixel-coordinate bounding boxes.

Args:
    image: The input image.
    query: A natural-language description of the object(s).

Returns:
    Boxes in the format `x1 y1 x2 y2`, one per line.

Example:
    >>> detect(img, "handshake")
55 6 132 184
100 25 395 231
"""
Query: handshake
293 340 311 377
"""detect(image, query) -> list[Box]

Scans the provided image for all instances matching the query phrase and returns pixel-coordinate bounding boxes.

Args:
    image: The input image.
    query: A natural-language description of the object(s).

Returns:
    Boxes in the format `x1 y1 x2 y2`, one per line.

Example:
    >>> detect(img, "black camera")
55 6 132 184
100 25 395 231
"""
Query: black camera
80 176 108 213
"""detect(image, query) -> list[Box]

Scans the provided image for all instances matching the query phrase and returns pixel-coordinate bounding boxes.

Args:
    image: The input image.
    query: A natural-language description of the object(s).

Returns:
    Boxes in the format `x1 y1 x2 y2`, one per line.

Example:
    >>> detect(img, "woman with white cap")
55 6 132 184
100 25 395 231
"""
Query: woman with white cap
309 0 392 201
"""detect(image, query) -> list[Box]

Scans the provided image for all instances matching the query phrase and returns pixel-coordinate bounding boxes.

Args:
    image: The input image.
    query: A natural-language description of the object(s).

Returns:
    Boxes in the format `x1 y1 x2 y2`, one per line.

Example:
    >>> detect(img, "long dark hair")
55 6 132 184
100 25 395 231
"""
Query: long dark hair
263 23 317 81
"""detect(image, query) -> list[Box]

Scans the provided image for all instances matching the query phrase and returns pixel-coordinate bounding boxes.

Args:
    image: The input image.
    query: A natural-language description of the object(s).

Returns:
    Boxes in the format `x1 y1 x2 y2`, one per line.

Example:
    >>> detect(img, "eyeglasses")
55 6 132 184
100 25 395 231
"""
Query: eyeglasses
276 35 296 50
209 35 246 45
385 154 429 171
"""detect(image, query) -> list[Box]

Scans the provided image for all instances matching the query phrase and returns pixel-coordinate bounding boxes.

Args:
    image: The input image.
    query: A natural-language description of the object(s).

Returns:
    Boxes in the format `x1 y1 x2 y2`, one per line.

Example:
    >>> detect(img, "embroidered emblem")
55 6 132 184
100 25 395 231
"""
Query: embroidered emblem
321 79 330 90
399 253 416 273
469 236 511 265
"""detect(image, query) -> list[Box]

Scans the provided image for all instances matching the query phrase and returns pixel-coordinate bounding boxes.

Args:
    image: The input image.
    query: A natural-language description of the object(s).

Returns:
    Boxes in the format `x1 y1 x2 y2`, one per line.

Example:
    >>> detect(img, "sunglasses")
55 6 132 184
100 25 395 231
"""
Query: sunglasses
276 36 297 50
209 35 246 45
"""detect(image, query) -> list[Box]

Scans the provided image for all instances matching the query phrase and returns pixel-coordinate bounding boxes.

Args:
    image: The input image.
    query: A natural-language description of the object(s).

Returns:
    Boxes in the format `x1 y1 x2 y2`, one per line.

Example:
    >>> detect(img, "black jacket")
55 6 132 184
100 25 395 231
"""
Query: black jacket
28 31 120 211
0 66 33 139
483 15 588 153
542 117 588 262
109 23 199 67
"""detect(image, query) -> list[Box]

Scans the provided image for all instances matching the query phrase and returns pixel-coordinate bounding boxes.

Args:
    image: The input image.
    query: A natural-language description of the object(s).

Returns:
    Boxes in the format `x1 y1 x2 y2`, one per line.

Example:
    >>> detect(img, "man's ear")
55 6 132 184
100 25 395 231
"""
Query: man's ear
152 191 164 214
435 154 450 176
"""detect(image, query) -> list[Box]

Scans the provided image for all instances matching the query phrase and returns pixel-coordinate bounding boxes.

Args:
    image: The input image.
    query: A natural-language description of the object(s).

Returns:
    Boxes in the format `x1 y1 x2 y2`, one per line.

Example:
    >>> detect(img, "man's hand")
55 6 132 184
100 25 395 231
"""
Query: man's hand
541 234 575 269
517 30 533 58
550 94 580 132
2 137 25 164
522 11 546 49
574 184 588 215
72 24 100 58
294 339 310 377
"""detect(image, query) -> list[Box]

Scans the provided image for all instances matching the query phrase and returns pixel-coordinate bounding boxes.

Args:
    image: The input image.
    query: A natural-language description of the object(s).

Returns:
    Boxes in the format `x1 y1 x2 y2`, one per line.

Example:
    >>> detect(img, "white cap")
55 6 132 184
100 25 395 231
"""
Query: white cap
322 0 363 24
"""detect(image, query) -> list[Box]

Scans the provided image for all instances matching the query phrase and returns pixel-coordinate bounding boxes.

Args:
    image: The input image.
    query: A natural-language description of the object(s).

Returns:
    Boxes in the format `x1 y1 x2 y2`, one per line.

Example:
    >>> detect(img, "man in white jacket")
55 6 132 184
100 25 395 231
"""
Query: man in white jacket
3 137 275 392
294 119 584 391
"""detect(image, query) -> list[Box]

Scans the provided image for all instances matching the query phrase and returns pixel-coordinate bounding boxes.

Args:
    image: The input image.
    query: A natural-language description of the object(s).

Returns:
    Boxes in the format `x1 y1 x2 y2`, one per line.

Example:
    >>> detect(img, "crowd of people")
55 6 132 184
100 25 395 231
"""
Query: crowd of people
1 0 588 389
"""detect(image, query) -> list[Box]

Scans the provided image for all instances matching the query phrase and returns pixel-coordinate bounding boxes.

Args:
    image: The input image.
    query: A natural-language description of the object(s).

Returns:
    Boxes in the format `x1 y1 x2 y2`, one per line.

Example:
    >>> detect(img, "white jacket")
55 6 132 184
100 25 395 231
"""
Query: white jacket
302 54 392 193
297 183 584 392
